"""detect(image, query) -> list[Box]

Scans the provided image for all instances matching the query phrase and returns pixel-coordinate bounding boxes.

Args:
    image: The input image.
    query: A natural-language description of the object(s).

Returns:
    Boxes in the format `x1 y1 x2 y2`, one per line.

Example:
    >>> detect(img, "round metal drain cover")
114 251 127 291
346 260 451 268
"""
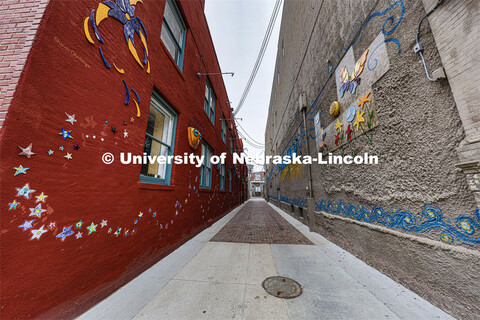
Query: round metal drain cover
261 276 302 299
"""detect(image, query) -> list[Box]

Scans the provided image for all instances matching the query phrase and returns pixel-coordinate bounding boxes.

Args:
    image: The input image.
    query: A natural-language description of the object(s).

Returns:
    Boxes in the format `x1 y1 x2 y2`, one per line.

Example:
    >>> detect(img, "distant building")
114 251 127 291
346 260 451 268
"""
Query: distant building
249 170 265 197
265 0 480 318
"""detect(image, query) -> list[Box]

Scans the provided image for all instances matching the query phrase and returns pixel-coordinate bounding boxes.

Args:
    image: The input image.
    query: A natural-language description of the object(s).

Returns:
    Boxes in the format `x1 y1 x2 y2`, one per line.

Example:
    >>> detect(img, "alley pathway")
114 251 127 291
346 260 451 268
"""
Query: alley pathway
79 199 454 320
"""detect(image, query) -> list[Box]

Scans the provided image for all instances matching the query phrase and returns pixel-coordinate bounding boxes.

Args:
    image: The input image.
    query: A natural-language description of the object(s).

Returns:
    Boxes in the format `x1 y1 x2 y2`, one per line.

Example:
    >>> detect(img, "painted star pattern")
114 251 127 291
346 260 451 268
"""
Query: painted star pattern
56 226 74 241
64 153 73 160
16 183 35 199
76 220 83 228
59 128 73 139
123 129 128 138
76 232 83 239
13 165 29 176
114 228 121 237
18 143 36 158
18 220 34 231
9 200 20 210
65 112 77 125
47 149 54 156
49 222 56 230
86 222 97 235
59 146 64 151
100 220 107 228
35 192 48 203
130 117 135 123
29 203 47 218
73 144 80 150
31 225 47 240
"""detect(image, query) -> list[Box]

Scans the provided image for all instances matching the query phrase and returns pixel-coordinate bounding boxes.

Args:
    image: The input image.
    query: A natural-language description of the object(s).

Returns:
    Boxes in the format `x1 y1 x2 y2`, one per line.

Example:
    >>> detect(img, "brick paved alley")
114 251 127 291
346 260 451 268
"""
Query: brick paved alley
79 199 454 320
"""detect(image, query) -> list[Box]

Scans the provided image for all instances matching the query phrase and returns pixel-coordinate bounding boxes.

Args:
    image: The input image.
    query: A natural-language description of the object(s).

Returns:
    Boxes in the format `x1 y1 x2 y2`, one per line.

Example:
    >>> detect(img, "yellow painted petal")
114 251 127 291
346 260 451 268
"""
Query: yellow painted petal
128 38 144 68
146 60 150 74
133 99 141 117
113 63 125 74
83 17 94 44
130 0 143 5
96 3 110 26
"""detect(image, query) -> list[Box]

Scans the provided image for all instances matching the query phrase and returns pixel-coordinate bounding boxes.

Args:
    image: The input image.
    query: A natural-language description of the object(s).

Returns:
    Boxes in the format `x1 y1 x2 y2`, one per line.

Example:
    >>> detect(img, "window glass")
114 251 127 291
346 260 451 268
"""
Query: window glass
161 0 186 69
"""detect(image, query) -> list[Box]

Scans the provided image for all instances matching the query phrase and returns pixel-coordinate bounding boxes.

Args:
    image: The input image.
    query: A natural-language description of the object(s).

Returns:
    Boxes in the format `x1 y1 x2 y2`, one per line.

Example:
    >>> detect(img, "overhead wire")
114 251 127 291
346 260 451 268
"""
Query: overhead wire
235 120 265 146
233 0 282 116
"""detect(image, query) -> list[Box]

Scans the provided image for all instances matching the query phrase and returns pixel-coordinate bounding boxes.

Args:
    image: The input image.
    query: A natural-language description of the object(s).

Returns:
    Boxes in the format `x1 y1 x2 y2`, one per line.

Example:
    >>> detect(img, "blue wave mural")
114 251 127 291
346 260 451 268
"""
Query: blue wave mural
269 194 480 246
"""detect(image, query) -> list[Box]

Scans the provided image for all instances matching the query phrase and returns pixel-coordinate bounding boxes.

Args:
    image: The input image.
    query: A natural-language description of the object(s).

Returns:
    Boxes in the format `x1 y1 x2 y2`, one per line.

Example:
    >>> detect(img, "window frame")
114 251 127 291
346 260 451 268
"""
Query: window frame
219 163 225 191
204 79 216 125
139 92 177 185
161 0 187 71
221 115 227 144
200 141 213 189
228 168 232 192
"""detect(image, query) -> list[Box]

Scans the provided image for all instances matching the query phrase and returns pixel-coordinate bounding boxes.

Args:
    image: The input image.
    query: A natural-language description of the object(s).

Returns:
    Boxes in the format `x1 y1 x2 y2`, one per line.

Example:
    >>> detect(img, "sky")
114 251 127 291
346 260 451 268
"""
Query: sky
204 0 283 170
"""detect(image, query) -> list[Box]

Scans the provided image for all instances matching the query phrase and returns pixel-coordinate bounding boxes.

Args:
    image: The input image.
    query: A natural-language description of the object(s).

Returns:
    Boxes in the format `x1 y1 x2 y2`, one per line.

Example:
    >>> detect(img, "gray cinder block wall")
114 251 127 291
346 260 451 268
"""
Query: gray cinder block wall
265 0 480 318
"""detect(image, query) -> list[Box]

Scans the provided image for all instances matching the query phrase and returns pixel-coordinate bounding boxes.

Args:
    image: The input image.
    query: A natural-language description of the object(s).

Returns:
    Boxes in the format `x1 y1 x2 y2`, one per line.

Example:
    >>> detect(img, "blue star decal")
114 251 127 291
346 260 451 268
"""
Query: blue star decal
59 146 64 151
59 128 73 139
13 165 29 176
16 183 35 199
9 200 20 210
18 220 34 231
56 225 74 241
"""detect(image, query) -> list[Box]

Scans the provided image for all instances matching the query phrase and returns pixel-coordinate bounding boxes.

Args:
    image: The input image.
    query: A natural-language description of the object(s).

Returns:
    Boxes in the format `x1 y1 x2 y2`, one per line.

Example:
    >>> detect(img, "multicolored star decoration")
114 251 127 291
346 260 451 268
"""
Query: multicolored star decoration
59 146 64 151
35 192 48 203
18 143 36 158
13 165 29 176
100 220 108 228
76 220 83 228
16 183 35 199
114 228 122 237
64 153 73 160
31 225 47 240
9 200 20 210
29 204 47 218
59 128 73 139
74 144 80 150
47 149 55 156
18 220 34 231
76 232 83 239
49 222 56 230
56 226 74 241
87 222 98 235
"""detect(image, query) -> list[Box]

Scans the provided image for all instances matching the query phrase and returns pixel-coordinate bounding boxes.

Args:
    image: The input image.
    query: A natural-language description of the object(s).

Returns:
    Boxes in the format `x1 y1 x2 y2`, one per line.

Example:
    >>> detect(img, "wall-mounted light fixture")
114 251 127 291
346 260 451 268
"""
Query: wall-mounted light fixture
197 72 234 78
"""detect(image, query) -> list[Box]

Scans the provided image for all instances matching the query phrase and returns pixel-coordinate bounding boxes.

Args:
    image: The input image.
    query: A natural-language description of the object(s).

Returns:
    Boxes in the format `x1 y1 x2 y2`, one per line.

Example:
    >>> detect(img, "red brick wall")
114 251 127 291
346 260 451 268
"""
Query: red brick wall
0 0 246 318
0 0 49 129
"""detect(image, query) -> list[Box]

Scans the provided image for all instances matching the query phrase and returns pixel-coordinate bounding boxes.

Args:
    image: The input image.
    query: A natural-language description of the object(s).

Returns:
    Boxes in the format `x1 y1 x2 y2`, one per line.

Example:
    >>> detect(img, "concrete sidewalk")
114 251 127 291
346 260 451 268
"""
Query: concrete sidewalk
78 199 454 320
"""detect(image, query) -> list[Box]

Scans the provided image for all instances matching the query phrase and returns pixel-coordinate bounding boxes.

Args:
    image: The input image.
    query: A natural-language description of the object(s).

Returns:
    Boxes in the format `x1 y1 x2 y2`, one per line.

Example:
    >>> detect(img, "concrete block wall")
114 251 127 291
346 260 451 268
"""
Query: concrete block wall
0 0 49 129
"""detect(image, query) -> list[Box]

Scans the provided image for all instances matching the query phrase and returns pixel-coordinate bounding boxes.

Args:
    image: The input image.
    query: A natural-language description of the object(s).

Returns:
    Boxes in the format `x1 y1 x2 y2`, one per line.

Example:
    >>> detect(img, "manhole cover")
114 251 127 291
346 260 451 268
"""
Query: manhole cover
261 276 302 299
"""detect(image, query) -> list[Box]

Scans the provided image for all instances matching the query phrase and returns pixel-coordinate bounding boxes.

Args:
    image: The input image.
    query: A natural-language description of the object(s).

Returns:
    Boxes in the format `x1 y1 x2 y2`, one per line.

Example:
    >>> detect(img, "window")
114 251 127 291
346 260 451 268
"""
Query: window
204 79 216 124
161 0 187 70
221 116 227 144
219 163 225 191
200 141 213 188
140 93 177 184
230 137 233 154
228 168 232 191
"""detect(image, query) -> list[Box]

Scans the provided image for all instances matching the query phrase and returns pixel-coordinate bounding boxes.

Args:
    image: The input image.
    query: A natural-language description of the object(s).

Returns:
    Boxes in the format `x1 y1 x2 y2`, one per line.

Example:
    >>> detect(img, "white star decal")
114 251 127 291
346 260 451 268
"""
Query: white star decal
100 220 108 228
18 143 36 158
29 203 47 218
65 112 77 125
123 129 128 138
30 225 47 240
64 153 73 160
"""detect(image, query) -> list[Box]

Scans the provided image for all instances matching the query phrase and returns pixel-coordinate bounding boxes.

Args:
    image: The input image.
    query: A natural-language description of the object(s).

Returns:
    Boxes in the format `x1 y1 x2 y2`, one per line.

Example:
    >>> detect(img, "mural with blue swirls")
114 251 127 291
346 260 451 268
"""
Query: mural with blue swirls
268 194 480 246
